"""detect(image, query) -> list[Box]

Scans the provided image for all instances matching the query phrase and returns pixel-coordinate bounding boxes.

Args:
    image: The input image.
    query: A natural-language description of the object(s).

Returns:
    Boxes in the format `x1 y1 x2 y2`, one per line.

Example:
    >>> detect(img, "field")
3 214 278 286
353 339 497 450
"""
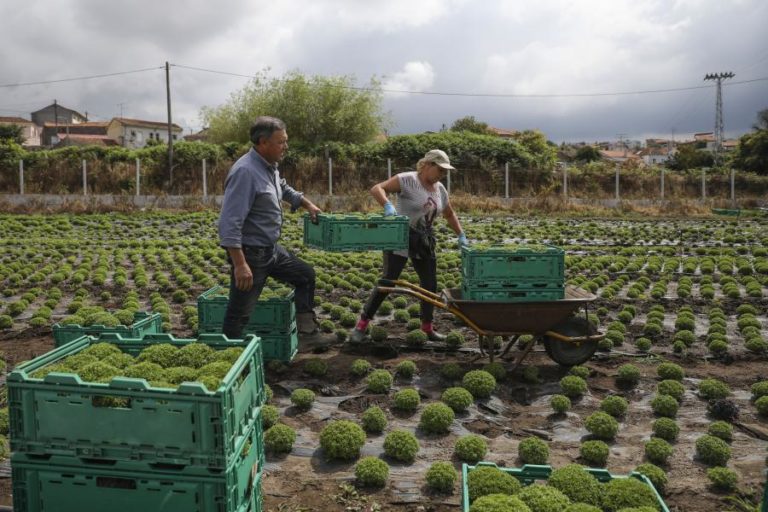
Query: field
0 211 767 511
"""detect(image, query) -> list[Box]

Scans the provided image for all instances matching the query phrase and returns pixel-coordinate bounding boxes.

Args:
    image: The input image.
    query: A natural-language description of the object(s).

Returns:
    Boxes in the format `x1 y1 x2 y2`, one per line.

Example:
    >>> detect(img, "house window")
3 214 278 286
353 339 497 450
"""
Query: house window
172 134 177 140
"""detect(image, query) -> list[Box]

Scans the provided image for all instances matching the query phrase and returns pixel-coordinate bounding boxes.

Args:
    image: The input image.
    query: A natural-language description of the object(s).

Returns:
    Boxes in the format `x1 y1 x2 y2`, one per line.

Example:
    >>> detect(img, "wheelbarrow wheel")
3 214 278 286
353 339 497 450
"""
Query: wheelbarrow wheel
542 316 598 367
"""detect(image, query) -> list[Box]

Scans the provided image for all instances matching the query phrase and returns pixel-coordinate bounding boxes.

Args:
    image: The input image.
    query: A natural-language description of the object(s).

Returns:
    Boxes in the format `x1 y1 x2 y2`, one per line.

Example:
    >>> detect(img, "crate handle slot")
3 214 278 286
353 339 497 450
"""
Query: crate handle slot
82 458 118 466
149 462 187 472
96 477 137 490
92 396 133 409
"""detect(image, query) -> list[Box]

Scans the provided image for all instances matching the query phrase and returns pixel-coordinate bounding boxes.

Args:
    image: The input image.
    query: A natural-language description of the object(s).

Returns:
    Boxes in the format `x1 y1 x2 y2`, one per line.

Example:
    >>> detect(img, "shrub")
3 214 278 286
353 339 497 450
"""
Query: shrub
550 394 571 414
366 369 393 393
445 330 465 348
600 395 628 417
585 411 619 440
673 329 696 346
634 463 667 495
442 387 474 412
469 494 531 512
455 434 488 463
303 358 328 378
463 370 497 399
707 421 733 442
262 404 279 429
563 505 600 512
601 477 660 511
616 364 641 386
320 420 366 461
547 463 603 506
425 461 458 493
173 343 215 368
644 437 673 465
350 359 372 377
395 360 417 378
750 381 768 401
580 440 609 466
699 379 730 400
466 466 522 502
656 380 685 402
383 429 419 462
651 417 679 442
518 436 549 465
370 325 388 342
569 365 590 379
441 362 464 381
708 399 740 421
756 395 768 416
393 388 421 412
0 315 12 329
635 337 652 352
354 456 389 487
405 329 428 346
650 394 679 418
482 362 506 381
560 375 588 398
361 405 387 433
290 388 315 411
706 466 738 491
264 424 296 454
518 485 571 512
695 434 731 466
419 403 455 434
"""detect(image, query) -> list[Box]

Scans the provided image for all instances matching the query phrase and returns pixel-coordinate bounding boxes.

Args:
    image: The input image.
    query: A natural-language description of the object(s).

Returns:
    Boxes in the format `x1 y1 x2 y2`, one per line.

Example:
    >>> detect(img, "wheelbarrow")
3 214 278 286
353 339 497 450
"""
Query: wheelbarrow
375 279 604 371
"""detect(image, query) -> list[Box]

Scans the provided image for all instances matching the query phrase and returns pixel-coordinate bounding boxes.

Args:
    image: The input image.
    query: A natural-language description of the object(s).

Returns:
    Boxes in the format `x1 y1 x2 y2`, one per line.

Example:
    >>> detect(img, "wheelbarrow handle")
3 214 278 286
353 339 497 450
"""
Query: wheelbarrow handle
377 279 443 302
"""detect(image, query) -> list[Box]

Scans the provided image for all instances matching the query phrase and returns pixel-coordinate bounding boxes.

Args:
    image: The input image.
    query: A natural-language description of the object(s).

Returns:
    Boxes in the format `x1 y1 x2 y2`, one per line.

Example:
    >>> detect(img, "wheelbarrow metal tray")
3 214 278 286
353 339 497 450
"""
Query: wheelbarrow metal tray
444 286 594 333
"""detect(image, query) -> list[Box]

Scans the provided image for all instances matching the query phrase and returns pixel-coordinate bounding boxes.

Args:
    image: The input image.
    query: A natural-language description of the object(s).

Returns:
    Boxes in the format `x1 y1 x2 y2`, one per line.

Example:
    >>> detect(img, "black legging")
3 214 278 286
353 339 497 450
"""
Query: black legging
362 251 437 322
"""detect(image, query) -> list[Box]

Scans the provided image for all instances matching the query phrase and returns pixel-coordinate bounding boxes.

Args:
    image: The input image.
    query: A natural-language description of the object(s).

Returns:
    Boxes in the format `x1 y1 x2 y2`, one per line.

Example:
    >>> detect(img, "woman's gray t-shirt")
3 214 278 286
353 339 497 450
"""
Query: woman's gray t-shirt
394 170 449 258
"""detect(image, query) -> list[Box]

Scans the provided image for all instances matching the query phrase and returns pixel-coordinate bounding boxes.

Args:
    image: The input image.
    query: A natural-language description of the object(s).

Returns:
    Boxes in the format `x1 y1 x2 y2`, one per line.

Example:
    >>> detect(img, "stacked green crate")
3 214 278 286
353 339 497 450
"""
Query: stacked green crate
303 212 409 252
8 333 266 512
462 463 669 512
460 245 565 302
199 284 298 362
52 310 163 347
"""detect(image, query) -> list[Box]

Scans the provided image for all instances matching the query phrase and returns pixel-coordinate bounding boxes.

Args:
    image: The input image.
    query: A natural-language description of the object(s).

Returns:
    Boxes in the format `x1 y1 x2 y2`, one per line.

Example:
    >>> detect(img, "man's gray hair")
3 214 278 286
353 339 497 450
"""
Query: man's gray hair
250 116 286 145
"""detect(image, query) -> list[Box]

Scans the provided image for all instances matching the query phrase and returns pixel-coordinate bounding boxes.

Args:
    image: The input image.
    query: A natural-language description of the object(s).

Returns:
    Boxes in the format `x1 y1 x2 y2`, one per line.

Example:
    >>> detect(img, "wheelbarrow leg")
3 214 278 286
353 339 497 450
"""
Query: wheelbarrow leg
507 335 538 375
500 335 520 359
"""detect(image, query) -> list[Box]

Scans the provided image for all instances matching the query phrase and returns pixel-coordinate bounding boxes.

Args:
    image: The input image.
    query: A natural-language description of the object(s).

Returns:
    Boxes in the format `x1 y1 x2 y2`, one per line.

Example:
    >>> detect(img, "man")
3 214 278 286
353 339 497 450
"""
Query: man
219 116 321 338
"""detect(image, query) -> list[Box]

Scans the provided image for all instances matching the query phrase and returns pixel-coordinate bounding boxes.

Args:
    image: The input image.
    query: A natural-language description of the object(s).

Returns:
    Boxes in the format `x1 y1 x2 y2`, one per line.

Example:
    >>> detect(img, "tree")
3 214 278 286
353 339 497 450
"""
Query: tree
575 145 602 163
450 116 491 135
0 124 24 144
731 109 768 174
668 144 714 171
201 70 388 145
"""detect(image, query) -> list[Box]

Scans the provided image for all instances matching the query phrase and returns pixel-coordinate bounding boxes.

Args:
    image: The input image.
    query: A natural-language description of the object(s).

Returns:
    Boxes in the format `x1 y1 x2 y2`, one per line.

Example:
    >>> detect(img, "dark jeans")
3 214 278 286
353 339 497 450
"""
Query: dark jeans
222 243 315 339
362 251 437 323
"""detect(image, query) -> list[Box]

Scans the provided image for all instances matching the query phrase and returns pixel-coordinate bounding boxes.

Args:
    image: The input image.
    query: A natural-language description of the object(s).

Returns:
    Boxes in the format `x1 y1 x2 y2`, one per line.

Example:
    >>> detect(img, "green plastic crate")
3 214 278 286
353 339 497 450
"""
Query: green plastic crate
8 333 265 471
461 245 565 281
52 311 163 347
461 278 564 290
12 428 263 512
460 284 565 302
259 326 299 362
462 463 669 512
198 285 296 334
303 213 409 252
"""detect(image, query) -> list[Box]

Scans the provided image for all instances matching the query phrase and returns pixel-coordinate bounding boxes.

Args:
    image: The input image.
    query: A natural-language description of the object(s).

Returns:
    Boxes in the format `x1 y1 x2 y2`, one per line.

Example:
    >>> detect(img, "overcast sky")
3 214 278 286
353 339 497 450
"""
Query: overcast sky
1 0 766 143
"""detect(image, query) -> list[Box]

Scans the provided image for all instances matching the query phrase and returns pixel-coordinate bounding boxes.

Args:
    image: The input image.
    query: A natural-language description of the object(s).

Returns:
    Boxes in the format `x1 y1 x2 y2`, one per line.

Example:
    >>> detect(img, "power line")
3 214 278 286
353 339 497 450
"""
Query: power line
0 66 164 88
171 63 768 98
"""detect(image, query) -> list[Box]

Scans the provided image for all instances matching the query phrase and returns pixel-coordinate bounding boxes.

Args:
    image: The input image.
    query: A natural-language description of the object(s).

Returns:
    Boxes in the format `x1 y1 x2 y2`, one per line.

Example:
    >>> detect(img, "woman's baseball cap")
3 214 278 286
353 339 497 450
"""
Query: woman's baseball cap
423 149 455 170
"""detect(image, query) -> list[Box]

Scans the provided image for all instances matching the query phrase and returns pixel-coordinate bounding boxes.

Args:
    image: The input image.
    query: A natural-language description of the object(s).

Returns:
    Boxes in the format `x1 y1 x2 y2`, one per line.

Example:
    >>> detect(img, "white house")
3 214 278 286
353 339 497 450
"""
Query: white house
107 117 183 148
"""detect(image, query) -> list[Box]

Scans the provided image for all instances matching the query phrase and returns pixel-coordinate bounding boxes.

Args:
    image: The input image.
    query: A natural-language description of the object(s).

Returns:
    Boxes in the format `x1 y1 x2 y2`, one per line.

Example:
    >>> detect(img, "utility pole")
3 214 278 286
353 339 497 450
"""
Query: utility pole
165 62 174 188
53 99 58 146
617 133 628 158
704 72 734 167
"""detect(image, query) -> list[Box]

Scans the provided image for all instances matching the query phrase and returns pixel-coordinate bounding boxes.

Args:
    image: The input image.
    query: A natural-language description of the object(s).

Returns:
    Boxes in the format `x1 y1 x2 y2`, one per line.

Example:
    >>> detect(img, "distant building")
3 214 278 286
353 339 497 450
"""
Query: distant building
183 127 209 142
42 121 110 147
487 126 519 139
0 116 42 146
598 149 640 163
54 133 119 148
107 118 183 148
638 146 676 166
31 103 88 144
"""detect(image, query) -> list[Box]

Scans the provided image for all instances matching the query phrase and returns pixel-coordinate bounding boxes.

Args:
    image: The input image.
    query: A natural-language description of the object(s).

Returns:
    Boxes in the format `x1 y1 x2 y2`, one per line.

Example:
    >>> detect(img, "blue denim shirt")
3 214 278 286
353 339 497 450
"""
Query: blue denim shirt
218 148 304 248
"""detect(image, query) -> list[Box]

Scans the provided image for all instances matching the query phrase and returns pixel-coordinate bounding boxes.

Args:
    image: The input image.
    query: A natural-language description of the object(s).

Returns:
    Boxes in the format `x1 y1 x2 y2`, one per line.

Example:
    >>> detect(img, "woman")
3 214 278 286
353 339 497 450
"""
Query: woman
350 149 468 343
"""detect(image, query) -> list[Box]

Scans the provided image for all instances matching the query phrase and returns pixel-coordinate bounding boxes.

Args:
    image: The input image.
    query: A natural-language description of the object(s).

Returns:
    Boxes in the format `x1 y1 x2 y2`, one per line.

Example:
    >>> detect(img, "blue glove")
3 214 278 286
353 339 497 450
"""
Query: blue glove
383 201 397 216
458 232 469 248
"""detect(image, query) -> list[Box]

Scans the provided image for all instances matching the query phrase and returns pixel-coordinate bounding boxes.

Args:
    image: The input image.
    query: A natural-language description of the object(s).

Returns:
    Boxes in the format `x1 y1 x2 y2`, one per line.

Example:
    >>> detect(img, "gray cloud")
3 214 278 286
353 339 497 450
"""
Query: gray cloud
0 0 765 142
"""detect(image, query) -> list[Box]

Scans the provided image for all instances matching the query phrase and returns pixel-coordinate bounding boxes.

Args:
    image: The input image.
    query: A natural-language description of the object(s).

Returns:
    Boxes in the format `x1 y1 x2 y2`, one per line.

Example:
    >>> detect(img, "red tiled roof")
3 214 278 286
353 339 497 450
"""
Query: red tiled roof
43 121 109 128
111 117 182 130
0 116 33 124
58 134 118 146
